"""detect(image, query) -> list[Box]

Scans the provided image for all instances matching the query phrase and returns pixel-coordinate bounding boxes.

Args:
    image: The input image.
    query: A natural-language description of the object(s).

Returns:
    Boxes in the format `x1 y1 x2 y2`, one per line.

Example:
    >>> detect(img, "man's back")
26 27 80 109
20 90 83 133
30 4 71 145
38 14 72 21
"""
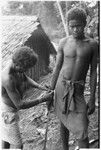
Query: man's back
2 65 17 108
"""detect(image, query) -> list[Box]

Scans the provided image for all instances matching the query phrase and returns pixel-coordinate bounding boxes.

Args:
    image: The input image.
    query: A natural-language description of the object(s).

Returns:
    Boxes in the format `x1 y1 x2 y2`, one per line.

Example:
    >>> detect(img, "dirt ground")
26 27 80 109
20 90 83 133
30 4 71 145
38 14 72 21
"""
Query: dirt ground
18 71 99 150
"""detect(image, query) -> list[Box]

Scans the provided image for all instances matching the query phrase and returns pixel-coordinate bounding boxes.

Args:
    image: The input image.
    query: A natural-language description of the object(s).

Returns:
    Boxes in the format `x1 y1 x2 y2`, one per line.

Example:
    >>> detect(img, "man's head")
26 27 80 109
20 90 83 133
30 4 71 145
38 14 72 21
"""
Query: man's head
66 7 87 39
12 46 38 72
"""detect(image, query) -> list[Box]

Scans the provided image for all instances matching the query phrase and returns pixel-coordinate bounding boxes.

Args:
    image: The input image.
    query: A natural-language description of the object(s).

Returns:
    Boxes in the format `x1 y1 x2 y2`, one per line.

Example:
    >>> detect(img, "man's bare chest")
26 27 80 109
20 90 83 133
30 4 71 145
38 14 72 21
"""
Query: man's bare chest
63 40 92 60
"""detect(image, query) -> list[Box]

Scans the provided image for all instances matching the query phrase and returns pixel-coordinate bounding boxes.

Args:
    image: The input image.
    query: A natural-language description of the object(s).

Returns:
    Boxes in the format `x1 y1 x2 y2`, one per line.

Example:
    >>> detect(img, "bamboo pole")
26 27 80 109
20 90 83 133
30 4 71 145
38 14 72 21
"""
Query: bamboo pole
65 1 68 27
57 0 68 37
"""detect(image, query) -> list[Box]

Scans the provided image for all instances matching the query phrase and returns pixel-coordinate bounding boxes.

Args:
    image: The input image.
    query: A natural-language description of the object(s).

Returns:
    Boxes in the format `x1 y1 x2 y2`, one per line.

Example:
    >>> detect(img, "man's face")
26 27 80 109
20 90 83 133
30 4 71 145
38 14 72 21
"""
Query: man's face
68 20 85 39
14 63 26 73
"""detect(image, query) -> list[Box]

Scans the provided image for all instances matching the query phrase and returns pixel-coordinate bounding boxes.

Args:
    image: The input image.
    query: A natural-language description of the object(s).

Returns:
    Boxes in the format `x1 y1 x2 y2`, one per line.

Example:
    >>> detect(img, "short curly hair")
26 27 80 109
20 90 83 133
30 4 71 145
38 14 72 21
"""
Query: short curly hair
12 46 38 69
66 7 87 26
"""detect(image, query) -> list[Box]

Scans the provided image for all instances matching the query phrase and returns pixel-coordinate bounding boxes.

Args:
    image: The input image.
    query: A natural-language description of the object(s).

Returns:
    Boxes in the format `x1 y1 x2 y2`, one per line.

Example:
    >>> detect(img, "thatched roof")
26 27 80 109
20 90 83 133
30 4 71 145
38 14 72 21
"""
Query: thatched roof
2 15 39 69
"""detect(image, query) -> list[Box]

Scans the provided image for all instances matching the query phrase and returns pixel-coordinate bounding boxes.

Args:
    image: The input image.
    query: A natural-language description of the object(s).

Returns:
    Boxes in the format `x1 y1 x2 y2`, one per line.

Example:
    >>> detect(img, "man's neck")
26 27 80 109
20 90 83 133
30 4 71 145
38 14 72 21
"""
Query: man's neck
9 65 16 75
75 34 85 40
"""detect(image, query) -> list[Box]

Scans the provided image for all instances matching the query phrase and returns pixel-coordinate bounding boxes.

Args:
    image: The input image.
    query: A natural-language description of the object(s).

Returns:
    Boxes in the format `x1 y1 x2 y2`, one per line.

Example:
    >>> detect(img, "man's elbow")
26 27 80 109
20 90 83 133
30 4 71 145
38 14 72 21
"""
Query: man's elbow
17 101 25 110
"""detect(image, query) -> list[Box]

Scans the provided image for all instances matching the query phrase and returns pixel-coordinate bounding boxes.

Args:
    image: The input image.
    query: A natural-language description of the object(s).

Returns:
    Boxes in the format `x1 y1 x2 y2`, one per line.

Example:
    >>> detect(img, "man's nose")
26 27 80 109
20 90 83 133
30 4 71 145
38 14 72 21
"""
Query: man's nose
73 27 77 32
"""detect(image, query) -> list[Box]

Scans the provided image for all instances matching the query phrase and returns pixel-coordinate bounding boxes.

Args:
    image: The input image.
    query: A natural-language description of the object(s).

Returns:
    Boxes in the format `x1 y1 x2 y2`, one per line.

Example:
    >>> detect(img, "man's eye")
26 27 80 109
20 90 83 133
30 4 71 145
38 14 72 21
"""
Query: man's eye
70 26 76 28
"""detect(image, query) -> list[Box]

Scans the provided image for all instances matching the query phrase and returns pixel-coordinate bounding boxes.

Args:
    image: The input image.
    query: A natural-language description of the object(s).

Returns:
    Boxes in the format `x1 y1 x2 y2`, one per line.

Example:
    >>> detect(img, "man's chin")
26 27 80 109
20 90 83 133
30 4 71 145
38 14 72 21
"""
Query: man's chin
73 33 78 37
73 34 83 39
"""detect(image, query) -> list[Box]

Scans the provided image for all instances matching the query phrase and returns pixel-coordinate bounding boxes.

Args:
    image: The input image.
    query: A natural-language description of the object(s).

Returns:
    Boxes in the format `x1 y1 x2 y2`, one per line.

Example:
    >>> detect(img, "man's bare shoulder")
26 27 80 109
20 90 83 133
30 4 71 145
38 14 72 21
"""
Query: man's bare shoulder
59 36 71 49
89 38 98 54
59 37 67 44
2 68 11 88
90 38 98 47
2 60 12 85
84 36 98 53
84 36 98 45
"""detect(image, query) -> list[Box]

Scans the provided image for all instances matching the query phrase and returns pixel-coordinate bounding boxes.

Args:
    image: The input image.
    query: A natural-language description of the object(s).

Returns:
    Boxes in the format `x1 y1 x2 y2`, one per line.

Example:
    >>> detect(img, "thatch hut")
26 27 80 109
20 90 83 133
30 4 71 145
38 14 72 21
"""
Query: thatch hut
2 16 56 82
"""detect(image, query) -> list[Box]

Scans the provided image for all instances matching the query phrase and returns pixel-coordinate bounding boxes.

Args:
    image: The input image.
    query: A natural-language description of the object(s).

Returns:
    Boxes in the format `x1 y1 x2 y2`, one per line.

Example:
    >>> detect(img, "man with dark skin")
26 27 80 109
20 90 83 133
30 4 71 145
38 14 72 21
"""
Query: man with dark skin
1 46 52 149
49 7 98 149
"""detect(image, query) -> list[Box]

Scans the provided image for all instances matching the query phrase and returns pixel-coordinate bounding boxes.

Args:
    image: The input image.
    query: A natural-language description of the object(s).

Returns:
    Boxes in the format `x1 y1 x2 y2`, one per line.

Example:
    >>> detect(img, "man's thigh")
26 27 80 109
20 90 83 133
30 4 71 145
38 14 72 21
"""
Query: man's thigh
66 111 89 140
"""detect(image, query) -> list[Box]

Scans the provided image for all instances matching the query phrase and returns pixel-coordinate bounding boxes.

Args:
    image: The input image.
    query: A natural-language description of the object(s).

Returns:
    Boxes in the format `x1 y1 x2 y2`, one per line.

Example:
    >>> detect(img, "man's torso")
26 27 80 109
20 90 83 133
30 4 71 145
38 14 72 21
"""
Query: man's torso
59 36 94 82
2 67 24 108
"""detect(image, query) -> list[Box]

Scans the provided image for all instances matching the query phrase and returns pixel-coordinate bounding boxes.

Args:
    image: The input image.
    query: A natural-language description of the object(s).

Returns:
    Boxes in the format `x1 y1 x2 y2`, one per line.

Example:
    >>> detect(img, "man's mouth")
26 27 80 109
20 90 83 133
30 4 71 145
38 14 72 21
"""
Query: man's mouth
73 33 78 36
73 32 78 35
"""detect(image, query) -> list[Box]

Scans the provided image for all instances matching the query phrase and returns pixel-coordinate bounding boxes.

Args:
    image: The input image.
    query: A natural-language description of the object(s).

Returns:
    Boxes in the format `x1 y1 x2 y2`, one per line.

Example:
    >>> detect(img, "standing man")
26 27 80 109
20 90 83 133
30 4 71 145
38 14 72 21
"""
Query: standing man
49 7 98 149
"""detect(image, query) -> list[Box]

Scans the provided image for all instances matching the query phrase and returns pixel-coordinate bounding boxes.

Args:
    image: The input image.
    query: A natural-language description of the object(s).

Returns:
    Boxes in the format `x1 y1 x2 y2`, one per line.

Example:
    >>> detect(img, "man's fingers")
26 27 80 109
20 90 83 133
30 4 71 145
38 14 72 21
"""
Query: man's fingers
44 84 52 89
45 84 49 88
45 91 54 99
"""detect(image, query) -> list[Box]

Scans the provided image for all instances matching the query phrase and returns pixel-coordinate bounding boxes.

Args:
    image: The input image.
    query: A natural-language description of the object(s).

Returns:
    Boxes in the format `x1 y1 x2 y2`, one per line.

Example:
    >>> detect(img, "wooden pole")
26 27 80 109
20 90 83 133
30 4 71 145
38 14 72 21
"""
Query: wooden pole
37 1 43 18
57 0 68 37
65 1 68 27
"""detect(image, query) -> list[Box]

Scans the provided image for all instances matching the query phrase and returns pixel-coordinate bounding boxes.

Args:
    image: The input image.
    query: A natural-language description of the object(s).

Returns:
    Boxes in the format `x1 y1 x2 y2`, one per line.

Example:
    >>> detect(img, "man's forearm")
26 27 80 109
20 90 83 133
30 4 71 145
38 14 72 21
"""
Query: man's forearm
20 98 46 109
26 76 47 91
20 92 53 109
90 72 97 101
50 67 60 90
50 54 63 89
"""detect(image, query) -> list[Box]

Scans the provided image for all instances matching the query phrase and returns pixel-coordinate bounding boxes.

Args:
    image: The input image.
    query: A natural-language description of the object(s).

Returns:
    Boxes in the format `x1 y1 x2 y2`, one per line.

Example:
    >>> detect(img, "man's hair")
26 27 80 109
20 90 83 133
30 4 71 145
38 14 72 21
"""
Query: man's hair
66 7 87 26
12 46 38 69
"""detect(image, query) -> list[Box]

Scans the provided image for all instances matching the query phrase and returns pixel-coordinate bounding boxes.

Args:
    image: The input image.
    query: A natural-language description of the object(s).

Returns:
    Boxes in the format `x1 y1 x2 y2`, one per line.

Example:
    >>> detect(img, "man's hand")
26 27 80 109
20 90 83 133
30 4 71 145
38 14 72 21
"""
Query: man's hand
45 90 54 110
87 100 95 115
45 84 53 90
44 84 54 110
40 85 50 91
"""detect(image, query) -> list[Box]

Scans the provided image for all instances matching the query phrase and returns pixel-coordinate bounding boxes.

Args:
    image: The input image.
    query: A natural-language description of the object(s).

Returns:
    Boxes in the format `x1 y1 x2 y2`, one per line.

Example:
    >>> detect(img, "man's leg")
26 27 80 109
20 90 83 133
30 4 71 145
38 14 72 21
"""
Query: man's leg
78 137 89 148
60 122 69 150
2 140 10 149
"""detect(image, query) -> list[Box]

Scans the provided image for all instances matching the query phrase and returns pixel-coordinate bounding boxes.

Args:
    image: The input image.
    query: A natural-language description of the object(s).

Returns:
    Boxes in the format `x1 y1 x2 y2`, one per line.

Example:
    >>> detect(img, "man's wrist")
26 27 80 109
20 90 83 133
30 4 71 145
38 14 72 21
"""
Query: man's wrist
39 85 46 90
46 84 54 90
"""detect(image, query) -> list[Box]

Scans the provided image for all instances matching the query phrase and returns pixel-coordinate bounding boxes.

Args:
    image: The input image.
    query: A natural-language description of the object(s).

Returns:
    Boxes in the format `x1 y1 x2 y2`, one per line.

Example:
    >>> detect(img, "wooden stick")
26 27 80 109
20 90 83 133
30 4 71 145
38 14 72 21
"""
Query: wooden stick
57 0 68 37
42 111 50 150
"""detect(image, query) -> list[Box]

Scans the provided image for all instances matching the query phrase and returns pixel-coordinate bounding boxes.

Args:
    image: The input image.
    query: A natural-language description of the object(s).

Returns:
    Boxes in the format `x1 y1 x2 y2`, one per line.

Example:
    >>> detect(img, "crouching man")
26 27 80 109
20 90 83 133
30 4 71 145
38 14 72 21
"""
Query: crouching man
1 46 52 149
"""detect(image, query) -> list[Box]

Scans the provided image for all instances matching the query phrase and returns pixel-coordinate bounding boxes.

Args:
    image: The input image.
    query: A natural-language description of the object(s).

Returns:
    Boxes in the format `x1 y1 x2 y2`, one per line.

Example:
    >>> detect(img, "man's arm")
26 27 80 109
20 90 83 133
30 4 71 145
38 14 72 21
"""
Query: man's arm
19 91 54 109
5 79 53 110
50 38 65 90
25 75 48 91
88 41 98 115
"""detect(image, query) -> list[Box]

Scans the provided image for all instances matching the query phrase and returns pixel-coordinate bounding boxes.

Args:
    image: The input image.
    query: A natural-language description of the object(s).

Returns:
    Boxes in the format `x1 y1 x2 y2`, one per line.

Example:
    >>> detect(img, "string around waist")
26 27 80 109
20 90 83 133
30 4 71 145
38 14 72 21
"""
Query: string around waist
62 76 85 86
